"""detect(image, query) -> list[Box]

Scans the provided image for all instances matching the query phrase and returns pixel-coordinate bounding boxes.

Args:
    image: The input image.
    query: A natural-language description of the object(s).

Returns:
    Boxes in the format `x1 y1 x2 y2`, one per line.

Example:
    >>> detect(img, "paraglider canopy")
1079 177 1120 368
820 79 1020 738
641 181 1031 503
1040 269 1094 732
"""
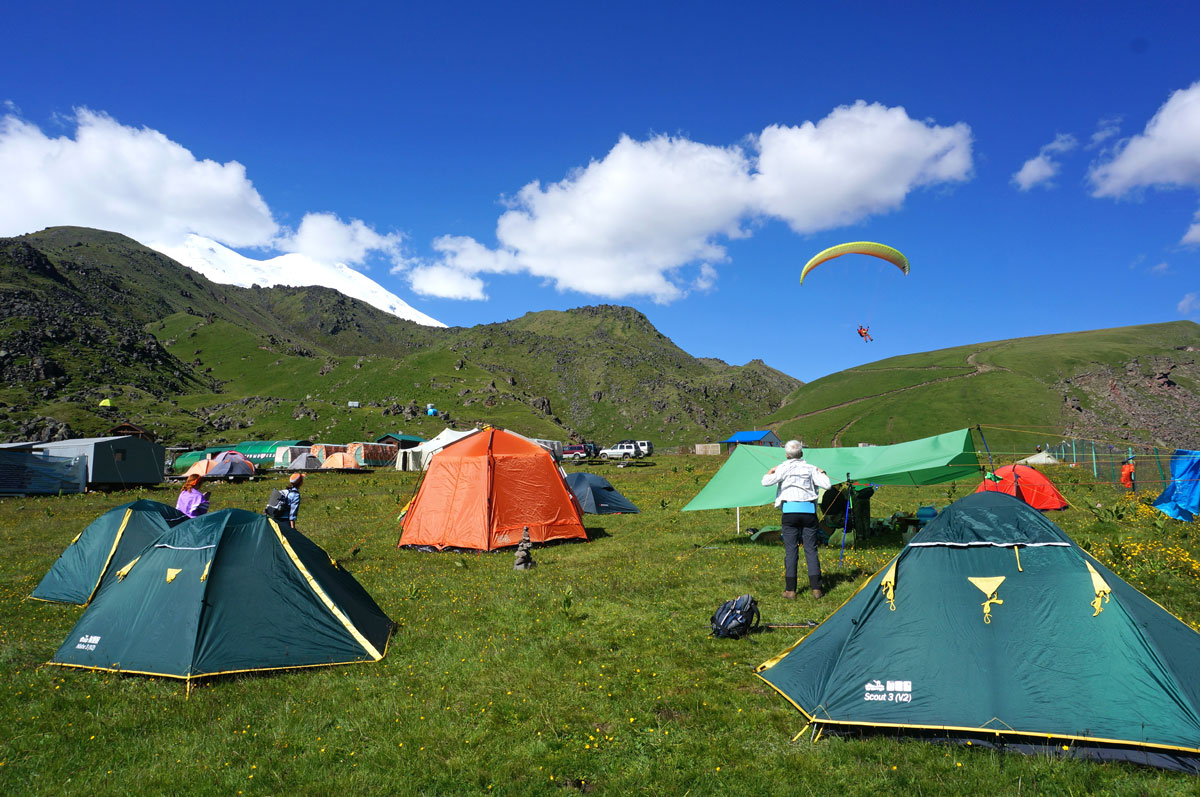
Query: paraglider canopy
799 241 909 285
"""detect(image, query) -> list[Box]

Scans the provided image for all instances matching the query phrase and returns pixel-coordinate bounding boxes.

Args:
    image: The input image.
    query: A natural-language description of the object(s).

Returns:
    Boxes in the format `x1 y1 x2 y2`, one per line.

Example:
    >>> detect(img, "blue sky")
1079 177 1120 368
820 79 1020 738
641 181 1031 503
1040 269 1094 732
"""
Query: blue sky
3 1 1200 382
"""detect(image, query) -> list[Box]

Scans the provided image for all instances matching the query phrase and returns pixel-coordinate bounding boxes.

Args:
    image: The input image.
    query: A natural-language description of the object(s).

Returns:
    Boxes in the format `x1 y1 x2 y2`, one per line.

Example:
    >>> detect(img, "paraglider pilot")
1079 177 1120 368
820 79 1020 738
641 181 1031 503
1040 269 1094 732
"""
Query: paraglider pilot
762 440 831 600
857 325 873 342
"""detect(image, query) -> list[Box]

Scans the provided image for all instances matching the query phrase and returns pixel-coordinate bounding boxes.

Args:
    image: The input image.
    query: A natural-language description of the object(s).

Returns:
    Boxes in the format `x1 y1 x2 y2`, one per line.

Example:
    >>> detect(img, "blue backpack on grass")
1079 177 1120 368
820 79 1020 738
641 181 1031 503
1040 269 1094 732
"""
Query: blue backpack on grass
710 594 761 638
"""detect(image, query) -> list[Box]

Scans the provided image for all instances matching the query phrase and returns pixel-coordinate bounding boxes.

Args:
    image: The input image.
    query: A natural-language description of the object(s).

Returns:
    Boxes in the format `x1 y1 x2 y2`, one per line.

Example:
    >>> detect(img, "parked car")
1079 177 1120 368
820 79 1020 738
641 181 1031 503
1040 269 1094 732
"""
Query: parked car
636 440 654 457
563 444 589 460
599 442 643 460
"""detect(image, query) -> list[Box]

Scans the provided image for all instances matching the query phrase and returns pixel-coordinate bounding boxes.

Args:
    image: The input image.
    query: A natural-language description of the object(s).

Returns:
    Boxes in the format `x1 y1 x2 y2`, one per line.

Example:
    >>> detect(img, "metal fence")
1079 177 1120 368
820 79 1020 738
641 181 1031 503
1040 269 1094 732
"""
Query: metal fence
1041 439 1172 492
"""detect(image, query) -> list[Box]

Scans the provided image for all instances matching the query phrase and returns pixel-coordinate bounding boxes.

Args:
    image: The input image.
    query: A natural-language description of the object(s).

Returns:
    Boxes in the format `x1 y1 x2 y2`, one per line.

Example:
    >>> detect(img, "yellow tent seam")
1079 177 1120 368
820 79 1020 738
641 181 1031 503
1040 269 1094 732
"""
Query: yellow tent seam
85 508 133 605
269 519 384 660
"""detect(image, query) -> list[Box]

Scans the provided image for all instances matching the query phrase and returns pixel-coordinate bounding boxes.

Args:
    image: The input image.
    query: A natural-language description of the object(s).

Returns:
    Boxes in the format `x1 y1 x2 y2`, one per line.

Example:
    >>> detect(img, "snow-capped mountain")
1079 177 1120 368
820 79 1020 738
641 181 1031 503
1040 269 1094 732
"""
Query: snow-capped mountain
150 234 446 328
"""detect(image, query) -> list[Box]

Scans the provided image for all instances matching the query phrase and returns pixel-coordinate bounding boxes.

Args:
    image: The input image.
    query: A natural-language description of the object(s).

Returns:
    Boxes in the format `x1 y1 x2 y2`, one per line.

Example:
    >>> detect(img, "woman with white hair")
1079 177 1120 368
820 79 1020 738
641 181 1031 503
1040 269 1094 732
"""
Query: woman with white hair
762 440 831 599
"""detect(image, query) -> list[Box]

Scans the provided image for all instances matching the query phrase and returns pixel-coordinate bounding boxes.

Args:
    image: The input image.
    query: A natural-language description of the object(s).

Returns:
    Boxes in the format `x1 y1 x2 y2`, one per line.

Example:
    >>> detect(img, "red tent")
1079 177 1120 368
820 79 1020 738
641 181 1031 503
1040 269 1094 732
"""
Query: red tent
398 428 586 551
974 464 1067 510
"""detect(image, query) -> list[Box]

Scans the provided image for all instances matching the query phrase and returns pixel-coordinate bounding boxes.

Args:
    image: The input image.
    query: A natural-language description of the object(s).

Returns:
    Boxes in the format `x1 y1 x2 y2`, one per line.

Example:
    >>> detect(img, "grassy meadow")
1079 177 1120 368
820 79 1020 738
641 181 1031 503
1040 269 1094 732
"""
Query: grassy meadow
2 455 1200 794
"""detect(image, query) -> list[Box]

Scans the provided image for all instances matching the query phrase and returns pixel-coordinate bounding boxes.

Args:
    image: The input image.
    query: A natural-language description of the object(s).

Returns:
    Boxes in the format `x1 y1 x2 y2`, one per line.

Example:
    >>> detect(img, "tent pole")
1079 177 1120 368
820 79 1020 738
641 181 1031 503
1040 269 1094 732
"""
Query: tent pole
1154 447 1165 483
737 506 741 535
1091 442 1098 479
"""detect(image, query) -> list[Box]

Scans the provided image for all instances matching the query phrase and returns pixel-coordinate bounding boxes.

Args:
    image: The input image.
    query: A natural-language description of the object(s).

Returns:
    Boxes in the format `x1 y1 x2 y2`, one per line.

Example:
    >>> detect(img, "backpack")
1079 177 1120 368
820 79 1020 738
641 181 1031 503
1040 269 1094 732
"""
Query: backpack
265 488 289 520
710 594 761 639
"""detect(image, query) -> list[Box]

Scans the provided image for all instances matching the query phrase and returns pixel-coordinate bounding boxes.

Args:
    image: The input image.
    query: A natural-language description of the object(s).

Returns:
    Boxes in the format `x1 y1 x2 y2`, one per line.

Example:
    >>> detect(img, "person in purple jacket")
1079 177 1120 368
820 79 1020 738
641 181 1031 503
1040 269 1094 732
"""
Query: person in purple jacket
176 474 211 518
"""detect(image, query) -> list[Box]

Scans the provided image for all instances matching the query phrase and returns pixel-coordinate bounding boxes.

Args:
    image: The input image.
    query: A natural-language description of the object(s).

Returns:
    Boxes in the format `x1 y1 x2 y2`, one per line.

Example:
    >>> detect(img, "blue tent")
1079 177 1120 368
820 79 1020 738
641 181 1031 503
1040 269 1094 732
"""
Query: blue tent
564 473 639 515
1153 449 1200 521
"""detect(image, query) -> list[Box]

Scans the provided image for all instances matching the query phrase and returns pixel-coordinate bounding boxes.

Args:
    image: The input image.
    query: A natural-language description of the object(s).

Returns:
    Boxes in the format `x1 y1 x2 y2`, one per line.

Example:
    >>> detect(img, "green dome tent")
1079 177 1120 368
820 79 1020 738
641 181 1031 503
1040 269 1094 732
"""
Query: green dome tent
32 500 187 605
756 491 1200 773
49 509 393 686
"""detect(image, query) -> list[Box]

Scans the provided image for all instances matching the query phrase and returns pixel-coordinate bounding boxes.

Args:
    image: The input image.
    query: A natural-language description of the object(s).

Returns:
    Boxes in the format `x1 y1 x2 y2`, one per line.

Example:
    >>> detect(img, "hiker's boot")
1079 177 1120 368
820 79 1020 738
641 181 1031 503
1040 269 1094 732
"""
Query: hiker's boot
811 588 824 599
782 590 797 600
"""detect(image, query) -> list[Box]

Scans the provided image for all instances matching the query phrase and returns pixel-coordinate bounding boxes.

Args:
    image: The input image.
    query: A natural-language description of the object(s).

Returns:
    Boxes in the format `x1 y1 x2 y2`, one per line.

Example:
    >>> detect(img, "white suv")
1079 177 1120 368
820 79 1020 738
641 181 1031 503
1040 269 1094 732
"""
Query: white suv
599 442 642 460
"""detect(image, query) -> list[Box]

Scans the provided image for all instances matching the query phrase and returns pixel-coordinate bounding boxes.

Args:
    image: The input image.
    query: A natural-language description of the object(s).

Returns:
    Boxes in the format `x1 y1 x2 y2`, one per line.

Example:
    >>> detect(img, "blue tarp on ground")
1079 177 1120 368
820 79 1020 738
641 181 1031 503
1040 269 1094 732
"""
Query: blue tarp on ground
1153 449 1200 521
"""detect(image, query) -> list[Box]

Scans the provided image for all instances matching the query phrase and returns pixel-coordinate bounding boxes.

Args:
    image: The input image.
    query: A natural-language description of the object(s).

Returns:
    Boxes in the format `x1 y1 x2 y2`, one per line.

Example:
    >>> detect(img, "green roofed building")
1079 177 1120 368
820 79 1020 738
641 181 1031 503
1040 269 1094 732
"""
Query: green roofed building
32 500 187 605
756 491 1200 773
48 509 394 686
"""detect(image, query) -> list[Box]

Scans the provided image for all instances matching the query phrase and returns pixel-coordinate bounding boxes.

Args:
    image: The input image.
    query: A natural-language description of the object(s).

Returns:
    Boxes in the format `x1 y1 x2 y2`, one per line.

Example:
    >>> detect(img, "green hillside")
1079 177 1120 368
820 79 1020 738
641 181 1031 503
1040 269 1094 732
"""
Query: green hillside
0 227 800 447
762 321 1200 454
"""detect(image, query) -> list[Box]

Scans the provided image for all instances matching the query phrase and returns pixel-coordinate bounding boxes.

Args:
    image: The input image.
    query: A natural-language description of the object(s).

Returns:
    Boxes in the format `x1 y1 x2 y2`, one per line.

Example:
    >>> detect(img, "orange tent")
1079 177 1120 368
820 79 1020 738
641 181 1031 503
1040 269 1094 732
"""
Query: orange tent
398 428 586 551
321 452 360 469
974 464 1067 510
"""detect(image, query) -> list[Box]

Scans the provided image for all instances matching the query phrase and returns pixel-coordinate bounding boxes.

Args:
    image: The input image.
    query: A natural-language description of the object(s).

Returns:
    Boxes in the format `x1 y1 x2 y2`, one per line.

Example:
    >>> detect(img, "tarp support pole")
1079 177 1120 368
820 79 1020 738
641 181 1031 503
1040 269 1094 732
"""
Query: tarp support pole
1091 442 1098 479
1154 447 1165 482
1071 439 1077 463
736 506 740 535
1129 447 1136 492
976 425 995 490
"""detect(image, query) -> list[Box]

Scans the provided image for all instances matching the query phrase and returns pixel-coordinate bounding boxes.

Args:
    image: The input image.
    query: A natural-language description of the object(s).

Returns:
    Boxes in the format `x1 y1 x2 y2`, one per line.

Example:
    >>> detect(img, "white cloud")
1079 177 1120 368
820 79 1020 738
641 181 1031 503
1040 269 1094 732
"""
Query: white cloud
1091 82 1200 197
1150 261 1171 275
1012 134 1078 191
1179 292 1199 314
693 263 717 292
1185 209 1200 245
0 109 411 268
0 108 278 246
1088 117 1121 149
1090 82 1200 243
423 102 973 302
752 102 973 232
277 211 405 268
409 263 487 301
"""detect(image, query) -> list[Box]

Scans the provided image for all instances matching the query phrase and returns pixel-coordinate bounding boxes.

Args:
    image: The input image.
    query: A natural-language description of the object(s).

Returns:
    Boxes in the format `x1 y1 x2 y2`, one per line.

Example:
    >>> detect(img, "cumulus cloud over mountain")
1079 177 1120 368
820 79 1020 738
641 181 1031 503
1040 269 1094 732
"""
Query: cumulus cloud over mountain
413 101 973 302
0 108 440 325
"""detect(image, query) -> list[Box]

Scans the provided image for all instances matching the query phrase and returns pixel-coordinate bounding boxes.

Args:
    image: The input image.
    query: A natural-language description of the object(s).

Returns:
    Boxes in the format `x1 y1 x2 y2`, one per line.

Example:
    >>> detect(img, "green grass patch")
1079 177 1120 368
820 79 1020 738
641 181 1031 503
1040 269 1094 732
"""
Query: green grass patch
2 460 1199 792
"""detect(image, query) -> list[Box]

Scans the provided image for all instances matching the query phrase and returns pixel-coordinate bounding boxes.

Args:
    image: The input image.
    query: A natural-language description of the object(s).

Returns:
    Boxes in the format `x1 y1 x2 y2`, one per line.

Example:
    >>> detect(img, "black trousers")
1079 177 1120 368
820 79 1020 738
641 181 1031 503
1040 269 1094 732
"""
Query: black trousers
781 512 822 591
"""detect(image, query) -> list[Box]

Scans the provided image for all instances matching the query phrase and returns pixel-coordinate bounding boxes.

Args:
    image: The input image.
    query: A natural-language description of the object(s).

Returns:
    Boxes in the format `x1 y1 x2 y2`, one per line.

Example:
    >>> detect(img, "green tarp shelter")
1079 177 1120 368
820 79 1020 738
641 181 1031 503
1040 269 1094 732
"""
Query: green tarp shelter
48 509 393 685
756 491 1200 773
682 428 980 512
32 500 187 605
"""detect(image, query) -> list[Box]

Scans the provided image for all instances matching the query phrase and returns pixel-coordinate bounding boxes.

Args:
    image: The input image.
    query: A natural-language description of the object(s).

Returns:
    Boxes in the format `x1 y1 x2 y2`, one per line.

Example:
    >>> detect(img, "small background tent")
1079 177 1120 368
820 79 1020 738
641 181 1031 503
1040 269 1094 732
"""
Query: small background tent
1154 449 1200 521
347 442 397 467
288 453 322 470
321 452 360 469
208 450 256 478
1017 450 1061 466
32 500 186 604
49 509 393 684
395 428 480 471
399 428 586 550
974 463 1067 510
756 491 1200 773
565 472 640 514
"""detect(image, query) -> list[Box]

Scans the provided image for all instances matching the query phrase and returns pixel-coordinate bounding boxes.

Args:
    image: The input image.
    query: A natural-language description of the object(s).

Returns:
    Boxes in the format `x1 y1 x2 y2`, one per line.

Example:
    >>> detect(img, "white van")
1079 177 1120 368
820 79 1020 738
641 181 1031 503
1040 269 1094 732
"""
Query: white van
636 440 654 457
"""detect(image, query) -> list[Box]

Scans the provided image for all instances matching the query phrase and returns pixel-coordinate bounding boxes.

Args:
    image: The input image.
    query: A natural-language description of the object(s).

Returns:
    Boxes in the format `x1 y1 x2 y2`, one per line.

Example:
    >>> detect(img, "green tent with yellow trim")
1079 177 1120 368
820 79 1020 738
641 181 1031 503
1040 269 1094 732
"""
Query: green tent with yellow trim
756 491 1200 773
49 509 393 685
32 500 187 605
